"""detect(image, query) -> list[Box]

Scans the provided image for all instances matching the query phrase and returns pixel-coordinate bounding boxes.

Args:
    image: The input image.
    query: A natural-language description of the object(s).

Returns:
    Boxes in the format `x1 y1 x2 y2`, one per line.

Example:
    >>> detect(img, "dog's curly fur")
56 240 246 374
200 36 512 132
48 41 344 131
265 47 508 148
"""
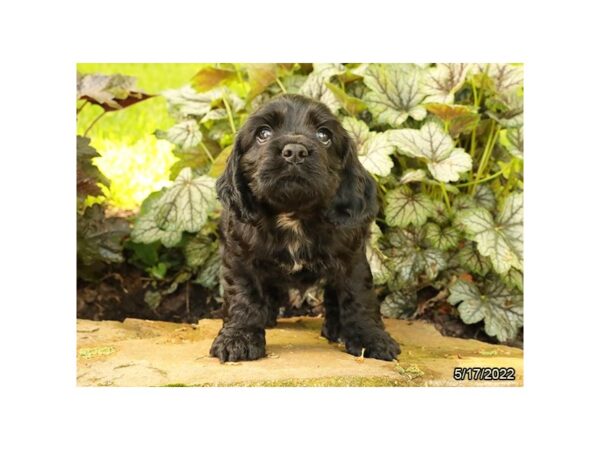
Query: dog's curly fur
209 94 400 362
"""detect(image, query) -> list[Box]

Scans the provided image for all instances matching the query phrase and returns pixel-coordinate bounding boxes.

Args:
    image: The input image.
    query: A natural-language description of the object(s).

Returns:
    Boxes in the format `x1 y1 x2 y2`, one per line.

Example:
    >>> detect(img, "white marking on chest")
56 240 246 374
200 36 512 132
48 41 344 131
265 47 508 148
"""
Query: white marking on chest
276 213 307 273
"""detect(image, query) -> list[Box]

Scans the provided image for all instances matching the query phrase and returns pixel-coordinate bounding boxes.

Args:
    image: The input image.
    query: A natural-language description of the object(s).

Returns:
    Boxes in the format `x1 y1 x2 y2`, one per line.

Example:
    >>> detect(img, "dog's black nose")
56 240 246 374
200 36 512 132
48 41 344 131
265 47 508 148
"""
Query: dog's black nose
281 143 309 164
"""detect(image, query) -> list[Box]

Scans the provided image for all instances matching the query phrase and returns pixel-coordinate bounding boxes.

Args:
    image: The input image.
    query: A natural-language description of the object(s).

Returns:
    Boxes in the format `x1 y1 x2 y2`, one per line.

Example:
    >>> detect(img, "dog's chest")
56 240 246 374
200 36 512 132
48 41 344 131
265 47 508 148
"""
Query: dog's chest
274 213 314 274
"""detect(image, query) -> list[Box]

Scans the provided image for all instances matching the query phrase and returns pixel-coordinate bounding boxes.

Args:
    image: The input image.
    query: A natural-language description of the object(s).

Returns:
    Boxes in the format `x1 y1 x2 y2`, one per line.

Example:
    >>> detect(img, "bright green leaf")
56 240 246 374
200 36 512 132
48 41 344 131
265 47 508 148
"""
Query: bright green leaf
499 126 523 159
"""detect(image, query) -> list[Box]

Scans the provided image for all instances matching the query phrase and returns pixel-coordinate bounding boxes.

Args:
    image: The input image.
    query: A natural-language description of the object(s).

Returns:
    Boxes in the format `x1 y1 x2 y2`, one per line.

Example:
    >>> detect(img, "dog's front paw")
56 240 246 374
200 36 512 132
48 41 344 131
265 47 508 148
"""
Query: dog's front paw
344 328 400 361
209 327 266 362
321 319 342 343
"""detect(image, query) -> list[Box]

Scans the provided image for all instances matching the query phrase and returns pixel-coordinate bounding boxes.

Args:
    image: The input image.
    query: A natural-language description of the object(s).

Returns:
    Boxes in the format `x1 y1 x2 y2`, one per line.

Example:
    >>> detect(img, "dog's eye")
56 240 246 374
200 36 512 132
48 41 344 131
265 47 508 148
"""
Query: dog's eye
316 128 331 144
256 127 273 143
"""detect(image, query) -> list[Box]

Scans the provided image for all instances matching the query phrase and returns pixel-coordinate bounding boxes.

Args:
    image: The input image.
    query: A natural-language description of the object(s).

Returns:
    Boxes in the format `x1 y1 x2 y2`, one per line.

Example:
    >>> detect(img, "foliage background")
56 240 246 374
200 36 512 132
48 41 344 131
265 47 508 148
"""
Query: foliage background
77 63 523 345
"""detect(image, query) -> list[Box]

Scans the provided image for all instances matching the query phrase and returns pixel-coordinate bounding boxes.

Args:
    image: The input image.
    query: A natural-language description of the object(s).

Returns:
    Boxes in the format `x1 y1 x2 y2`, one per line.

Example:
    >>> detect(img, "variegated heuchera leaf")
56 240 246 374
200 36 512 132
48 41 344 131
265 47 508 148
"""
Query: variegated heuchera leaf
299 63 345 112
456 243 492 276
363 64 427 127
475 63 524 97
422 63 471 104
366 223 392 285
472 184 496 211
342 117 395 176
423 223 461 251
499 126 524 159
400 169 428 184
385 186 436 228
132 168 217 247
388 121 472 182
165 120 202 148
448 279 523 342
457 193 523 274
385 228 447 290
380 290 417 319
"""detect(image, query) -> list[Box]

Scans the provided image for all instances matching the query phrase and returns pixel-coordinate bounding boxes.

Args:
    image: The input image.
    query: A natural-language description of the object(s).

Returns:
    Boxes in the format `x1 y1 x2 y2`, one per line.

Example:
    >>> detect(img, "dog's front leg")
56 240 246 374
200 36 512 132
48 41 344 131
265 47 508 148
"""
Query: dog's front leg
332 253 401 361
209 262 269 362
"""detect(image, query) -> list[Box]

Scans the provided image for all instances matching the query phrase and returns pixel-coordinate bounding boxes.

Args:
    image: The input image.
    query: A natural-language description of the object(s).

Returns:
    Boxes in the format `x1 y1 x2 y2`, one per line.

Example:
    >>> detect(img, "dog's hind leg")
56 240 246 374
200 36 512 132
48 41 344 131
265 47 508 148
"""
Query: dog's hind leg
321 284 342 342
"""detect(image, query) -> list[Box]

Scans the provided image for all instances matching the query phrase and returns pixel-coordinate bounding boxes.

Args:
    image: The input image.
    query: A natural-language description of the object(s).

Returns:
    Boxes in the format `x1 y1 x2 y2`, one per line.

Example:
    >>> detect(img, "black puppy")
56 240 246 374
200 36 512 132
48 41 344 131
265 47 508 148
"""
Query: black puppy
210 94 400 362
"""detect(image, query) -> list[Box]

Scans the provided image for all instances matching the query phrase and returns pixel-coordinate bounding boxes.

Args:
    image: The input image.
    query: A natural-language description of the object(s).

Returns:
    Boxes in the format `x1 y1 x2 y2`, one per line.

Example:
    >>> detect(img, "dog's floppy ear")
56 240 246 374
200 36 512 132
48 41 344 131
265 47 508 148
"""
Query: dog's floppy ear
216 132 259 223
324 133 379 228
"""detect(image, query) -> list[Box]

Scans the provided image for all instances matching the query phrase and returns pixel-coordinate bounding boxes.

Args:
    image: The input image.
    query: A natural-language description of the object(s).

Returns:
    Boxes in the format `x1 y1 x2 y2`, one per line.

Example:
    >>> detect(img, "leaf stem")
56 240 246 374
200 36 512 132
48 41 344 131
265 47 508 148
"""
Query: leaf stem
222 97 236 134
200 141 215 163
439 182 452 212
455 168 504 187
275 77 287 93
77 100 88 115
84 110 107 137
470 122 499 195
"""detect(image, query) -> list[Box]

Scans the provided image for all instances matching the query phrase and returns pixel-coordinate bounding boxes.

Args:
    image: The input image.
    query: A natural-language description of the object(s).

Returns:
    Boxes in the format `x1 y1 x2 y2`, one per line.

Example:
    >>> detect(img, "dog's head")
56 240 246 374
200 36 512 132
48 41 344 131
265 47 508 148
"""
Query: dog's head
216 94 378 227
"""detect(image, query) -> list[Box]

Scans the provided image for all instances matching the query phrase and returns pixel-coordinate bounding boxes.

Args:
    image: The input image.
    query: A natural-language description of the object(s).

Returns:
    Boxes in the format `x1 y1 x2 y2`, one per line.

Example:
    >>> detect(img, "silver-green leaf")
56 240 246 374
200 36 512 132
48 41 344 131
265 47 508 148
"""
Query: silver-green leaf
457 193 523 274
423 63 472 104
388 121 472 182
342 117 395 177
363 64 427 127
448 279 523 342
385 186 436 228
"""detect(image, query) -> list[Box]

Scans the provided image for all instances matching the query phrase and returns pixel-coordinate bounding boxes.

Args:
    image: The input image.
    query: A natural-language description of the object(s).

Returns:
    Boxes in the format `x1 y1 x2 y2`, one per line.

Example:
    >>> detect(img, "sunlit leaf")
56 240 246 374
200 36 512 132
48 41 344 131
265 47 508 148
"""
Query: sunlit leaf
326 82 367 115
191 66 237 92
162 85 225 119
423 63 472 104
342 117 395 176
499 126 523 159
457 193 523 274
164 120 202 148
299 63 345 111
131 169 217 247
208 145 233 178
385 186 436 227
400 169 427 184
77 136 109 198
77 73 153 111
425 103 480 136
448 279 523 342
363 64 427 127
388 121 472 182
245 63 278 100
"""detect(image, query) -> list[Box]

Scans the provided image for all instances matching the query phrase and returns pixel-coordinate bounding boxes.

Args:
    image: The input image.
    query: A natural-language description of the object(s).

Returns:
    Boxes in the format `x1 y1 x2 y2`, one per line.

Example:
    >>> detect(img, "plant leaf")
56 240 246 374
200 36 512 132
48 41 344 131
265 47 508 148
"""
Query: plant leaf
388 121 472 182
131 170 217 247
245 63 278 100
425 103 480 137
366 223 391 285
457 193 523 274
325 82 367 116
423 222 461 251
456 243 492 276
194 250 221 288
385 186 436 227
162 85 225 119
77 136 109 198
423 63 472 104
342 117 395 176
184 235 218 267
191 66 237 92
381 290 417 319
448 279 523 342
77 73 153 111
499 126 523 159
154 168 217 233
299 63 345 112
77 204 130 265
164 120 202 148
400 169 428 184
363 64 427 126
472 184 496 211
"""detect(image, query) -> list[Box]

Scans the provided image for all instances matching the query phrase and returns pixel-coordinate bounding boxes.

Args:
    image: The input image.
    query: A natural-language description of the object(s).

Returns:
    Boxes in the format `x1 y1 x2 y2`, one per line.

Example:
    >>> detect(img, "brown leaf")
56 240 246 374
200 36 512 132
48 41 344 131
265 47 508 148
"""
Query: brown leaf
77 73 153 112
191 66 237 92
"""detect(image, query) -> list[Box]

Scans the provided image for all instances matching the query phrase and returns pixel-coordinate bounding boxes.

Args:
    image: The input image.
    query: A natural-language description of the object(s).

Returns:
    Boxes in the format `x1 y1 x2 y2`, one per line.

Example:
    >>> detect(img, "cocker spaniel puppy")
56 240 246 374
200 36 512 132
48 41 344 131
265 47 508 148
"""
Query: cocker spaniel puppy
210 94 400 362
